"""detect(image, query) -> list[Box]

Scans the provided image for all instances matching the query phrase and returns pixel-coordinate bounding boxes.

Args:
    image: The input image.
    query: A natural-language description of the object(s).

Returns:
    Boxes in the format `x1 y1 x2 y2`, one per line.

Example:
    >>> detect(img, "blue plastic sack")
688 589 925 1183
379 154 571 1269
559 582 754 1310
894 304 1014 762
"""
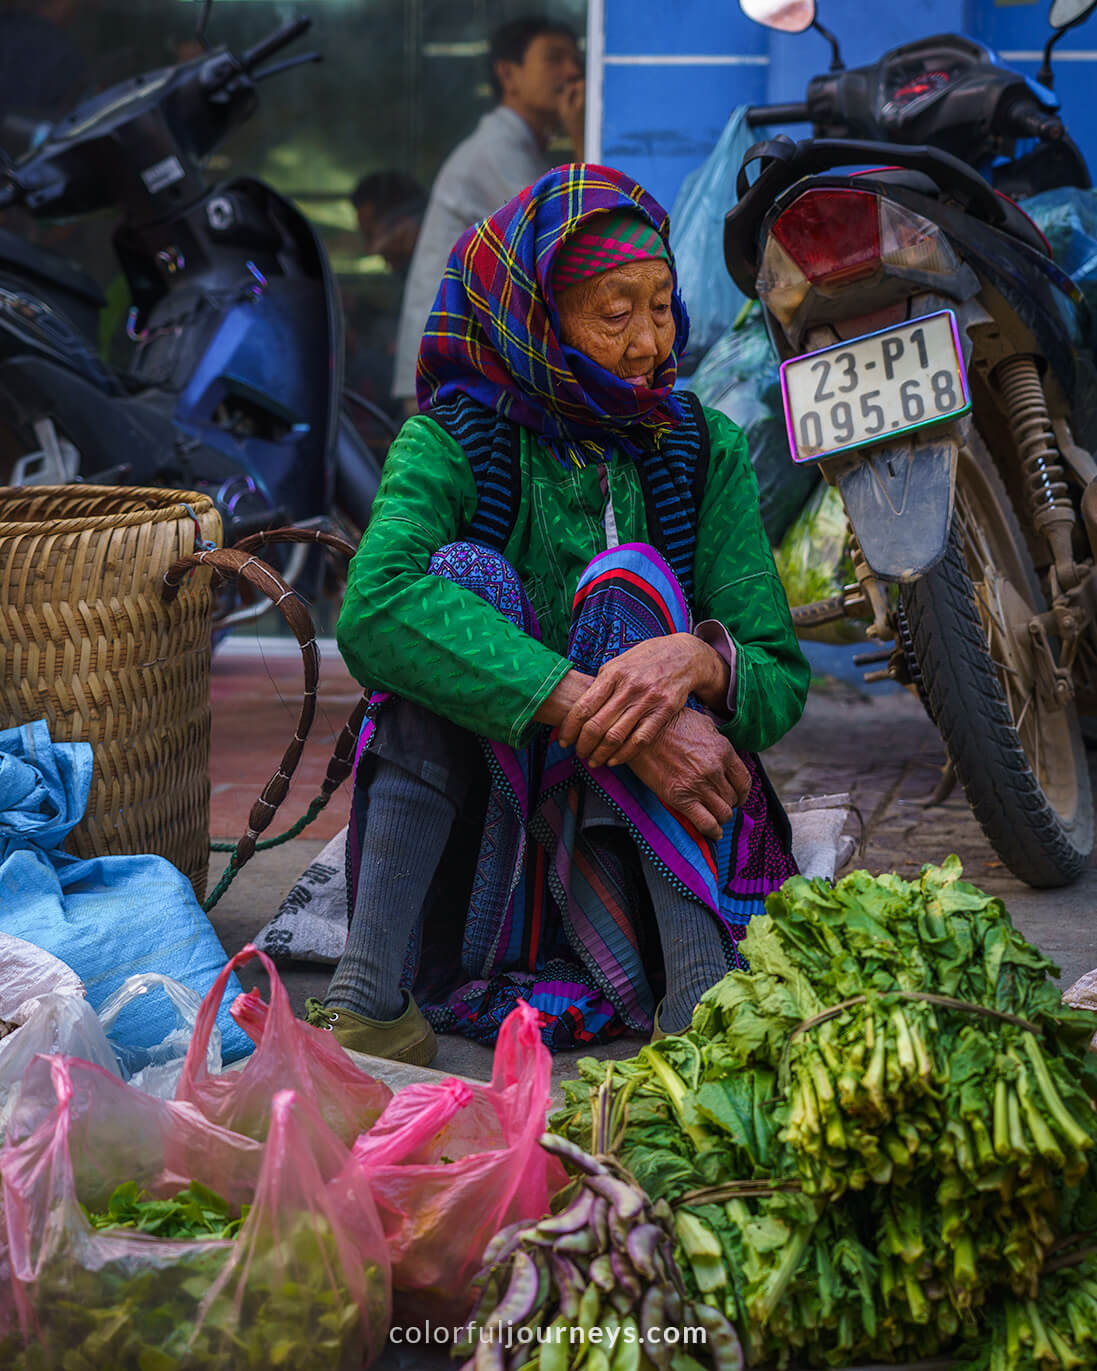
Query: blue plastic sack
1022 188 1097 301
0 719 252 1063
1019 186 1097 346
670 107 769 368
689 304 820 545
1018 186 1097 448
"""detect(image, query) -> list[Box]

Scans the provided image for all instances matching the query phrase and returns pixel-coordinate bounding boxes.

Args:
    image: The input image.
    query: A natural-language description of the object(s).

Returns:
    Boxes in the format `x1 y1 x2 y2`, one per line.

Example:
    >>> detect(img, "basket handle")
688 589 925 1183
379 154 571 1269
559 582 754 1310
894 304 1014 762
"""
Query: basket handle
219 527 370 832
232 526 358 561
162 532 370 910
162 545 320 877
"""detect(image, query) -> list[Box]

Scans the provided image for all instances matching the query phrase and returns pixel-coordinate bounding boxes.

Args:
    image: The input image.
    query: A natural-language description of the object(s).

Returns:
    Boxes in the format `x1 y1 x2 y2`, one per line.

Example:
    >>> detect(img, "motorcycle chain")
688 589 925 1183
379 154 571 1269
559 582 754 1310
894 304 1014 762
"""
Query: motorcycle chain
894 597 935 721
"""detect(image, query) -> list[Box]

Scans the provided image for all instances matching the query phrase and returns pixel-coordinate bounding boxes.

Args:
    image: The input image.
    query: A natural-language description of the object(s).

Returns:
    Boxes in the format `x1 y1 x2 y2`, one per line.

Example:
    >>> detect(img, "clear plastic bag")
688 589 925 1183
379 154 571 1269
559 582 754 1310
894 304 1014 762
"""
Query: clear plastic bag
1063 968 1097 1050
0 972 219 1135
670 107 768 364
98 972 220 1100
774 480 865 644
0 934 93 1138
0 992 120 1139
688 306 821 545
0 1056 390 1370
352 1001 567 1324
176 944 391 1146
0 933 83 1023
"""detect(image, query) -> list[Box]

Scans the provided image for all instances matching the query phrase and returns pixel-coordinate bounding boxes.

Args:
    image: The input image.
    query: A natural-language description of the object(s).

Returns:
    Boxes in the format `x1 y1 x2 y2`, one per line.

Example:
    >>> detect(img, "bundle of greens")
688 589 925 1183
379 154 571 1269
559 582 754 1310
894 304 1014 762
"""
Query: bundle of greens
4 1180 385 1371
957 1248 1097 1371
551 858 1097 1369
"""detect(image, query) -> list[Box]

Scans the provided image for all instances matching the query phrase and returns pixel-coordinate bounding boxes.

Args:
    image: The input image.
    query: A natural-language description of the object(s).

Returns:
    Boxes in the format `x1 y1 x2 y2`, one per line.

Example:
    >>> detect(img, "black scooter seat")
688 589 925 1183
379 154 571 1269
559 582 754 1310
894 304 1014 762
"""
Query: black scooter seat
0 228 106 307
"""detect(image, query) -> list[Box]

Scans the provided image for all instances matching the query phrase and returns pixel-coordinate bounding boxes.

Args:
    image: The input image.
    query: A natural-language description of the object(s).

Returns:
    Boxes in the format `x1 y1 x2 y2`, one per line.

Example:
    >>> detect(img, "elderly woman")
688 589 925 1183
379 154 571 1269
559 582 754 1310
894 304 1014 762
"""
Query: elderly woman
307 165 809 1065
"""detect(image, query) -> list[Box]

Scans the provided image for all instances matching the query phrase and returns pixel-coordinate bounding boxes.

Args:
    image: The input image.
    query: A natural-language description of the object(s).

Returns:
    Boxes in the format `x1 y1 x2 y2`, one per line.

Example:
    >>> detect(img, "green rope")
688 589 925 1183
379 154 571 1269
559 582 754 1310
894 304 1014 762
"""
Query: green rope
202 859 240 915
204 794 331 913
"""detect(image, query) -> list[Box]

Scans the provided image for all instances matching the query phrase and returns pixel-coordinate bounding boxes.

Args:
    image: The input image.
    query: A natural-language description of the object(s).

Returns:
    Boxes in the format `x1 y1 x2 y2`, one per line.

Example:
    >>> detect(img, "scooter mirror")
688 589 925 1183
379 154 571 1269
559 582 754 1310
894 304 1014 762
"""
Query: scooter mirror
739 0 816 33
1050 0 1097 30
195 0 214 49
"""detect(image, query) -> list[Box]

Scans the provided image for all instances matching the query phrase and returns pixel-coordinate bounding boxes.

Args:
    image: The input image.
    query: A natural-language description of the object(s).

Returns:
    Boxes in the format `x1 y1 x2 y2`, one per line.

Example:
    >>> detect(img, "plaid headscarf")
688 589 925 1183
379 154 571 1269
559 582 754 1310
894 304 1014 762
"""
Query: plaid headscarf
416 163 690 464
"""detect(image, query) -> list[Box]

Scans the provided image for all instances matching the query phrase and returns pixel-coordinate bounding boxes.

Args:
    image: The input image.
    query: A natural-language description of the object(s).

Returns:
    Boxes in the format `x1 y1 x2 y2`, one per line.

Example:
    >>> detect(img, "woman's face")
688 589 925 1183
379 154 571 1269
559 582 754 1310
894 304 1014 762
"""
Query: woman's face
555 259 676 389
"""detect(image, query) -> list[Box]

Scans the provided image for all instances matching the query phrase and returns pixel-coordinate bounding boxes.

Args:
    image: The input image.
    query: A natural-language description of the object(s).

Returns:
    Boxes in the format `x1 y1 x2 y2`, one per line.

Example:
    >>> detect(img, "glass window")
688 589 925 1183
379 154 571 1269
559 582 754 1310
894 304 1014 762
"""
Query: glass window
0 0 585 634
0 0 586 402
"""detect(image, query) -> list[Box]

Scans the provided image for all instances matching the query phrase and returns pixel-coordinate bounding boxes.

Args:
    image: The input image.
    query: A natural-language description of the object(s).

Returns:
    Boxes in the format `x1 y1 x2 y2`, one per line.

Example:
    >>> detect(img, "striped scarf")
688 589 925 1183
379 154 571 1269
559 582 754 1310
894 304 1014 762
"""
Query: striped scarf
416 163 690 466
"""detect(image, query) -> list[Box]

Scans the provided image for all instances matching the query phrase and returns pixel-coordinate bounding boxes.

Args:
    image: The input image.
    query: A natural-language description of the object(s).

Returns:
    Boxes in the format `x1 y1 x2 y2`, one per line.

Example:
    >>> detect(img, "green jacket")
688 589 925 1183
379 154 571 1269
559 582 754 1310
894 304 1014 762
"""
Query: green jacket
336 405 810 752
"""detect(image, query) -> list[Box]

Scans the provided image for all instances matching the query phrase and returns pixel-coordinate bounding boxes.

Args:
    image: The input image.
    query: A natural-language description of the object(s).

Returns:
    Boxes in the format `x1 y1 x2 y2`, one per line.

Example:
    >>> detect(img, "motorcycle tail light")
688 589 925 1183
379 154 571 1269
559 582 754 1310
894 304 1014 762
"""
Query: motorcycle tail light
757 189 959 327
878 200 959 275
754 235 812 327
772 189 881 285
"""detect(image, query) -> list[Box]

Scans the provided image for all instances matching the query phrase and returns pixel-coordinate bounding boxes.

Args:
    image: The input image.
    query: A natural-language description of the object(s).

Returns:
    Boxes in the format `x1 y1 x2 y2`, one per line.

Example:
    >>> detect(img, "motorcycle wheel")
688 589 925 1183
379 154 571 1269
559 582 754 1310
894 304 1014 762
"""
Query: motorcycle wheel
899 430 1094 888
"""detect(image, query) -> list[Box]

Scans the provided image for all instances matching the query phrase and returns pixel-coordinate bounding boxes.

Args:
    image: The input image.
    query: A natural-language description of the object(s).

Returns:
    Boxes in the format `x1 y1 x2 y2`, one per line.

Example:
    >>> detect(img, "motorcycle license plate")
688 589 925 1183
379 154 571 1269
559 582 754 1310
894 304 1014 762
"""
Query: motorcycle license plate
779 310 971 464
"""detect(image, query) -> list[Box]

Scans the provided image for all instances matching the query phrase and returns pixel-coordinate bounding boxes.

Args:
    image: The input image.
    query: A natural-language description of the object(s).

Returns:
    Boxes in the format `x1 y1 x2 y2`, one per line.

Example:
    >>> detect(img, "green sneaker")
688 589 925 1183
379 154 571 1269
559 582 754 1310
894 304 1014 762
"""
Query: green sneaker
304 995 437 1067
650 1001 694 1042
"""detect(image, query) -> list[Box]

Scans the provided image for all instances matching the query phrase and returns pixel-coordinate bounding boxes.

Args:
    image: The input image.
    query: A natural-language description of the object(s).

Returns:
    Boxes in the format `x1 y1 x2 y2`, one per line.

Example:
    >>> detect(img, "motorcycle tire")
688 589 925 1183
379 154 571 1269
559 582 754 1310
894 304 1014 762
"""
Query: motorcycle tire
899 431 1094 888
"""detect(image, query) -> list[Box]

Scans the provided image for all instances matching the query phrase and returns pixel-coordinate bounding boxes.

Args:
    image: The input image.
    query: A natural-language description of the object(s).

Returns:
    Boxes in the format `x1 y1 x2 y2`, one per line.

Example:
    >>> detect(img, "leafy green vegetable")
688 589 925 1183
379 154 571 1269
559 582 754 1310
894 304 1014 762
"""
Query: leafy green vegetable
3 1184 385 1371
552 858 1097 1369
956 1251 1097 1371
82 1181 250 1242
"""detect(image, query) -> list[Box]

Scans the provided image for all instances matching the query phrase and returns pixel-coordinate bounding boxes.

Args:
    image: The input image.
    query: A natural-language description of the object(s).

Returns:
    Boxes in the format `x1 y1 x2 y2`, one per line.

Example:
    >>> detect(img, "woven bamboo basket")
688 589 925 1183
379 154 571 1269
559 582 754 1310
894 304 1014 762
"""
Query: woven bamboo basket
0 485 221 899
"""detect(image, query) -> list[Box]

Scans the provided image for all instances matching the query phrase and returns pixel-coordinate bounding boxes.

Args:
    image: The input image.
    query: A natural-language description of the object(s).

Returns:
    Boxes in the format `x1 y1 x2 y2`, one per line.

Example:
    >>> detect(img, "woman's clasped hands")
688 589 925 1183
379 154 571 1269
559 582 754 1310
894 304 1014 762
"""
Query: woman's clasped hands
556 633 751 841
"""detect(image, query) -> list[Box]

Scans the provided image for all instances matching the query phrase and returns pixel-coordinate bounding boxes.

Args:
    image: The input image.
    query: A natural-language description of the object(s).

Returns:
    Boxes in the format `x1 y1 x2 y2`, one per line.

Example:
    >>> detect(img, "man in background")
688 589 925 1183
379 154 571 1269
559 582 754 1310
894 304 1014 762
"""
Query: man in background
343 171 428 454
391 15 585 406
352 170 426 278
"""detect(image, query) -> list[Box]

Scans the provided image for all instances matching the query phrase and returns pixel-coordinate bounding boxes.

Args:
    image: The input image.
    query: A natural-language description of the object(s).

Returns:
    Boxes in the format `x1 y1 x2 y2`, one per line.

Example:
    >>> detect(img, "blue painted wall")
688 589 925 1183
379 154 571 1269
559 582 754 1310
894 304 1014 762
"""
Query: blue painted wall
599 0 767 204
593 0 1097 214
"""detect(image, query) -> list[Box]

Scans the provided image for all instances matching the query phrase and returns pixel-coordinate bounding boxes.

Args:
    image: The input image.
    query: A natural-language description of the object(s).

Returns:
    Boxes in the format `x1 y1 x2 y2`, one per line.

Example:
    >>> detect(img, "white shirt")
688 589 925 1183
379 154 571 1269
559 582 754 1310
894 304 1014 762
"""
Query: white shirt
391 106 553 399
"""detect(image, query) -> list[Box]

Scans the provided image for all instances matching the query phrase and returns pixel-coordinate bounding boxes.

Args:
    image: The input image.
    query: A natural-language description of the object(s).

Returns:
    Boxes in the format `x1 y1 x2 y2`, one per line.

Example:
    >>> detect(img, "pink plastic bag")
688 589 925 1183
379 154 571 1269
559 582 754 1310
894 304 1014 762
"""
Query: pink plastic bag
352 1001 567 1323
176 944 391 1145
0 1055 391 1369
0 1053 263 1354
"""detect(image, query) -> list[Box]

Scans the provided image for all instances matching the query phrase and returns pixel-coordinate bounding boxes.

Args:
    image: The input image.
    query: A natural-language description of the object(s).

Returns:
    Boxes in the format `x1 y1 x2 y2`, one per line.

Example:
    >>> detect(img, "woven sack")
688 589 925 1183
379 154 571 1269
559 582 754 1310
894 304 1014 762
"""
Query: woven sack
0 485 220 898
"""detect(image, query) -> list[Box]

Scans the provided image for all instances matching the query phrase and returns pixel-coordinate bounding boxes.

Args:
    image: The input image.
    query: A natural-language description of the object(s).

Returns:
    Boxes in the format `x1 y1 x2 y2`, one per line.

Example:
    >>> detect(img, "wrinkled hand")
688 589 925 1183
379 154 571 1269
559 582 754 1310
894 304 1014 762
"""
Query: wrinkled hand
627 708 751 842
558 77 586 151
558 634 712 768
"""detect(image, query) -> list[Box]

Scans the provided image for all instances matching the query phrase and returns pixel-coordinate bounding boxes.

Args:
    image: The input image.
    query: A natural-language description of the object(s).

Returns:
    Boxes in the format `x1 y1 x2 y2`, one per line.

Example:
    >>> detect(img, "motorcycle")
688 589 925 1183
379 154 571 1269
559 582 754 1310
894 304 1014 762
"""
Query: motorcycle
727 0 1097 886
0 0 385 629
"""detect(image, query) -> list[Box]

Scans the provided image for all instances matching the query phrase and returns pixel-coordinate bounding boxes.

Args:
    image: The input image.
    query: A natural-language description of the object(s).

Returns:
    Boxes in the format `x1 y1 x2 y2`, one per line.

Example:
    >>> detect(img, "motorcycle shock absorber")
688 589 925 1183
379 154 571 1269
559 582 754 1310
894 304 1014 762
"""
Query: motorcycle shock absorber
848 530 892 641
992 353 1079 590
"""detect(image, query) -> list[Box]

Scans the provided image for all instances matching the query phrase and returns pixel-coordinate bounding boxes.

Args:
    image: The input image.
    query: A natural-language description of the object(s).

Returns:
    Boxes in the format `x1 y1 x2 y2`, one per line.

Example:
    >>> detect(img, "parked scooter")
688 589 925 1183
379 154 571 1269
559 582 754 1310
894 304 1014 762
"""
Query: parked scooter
0 1 384 628
728 0 1097 886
